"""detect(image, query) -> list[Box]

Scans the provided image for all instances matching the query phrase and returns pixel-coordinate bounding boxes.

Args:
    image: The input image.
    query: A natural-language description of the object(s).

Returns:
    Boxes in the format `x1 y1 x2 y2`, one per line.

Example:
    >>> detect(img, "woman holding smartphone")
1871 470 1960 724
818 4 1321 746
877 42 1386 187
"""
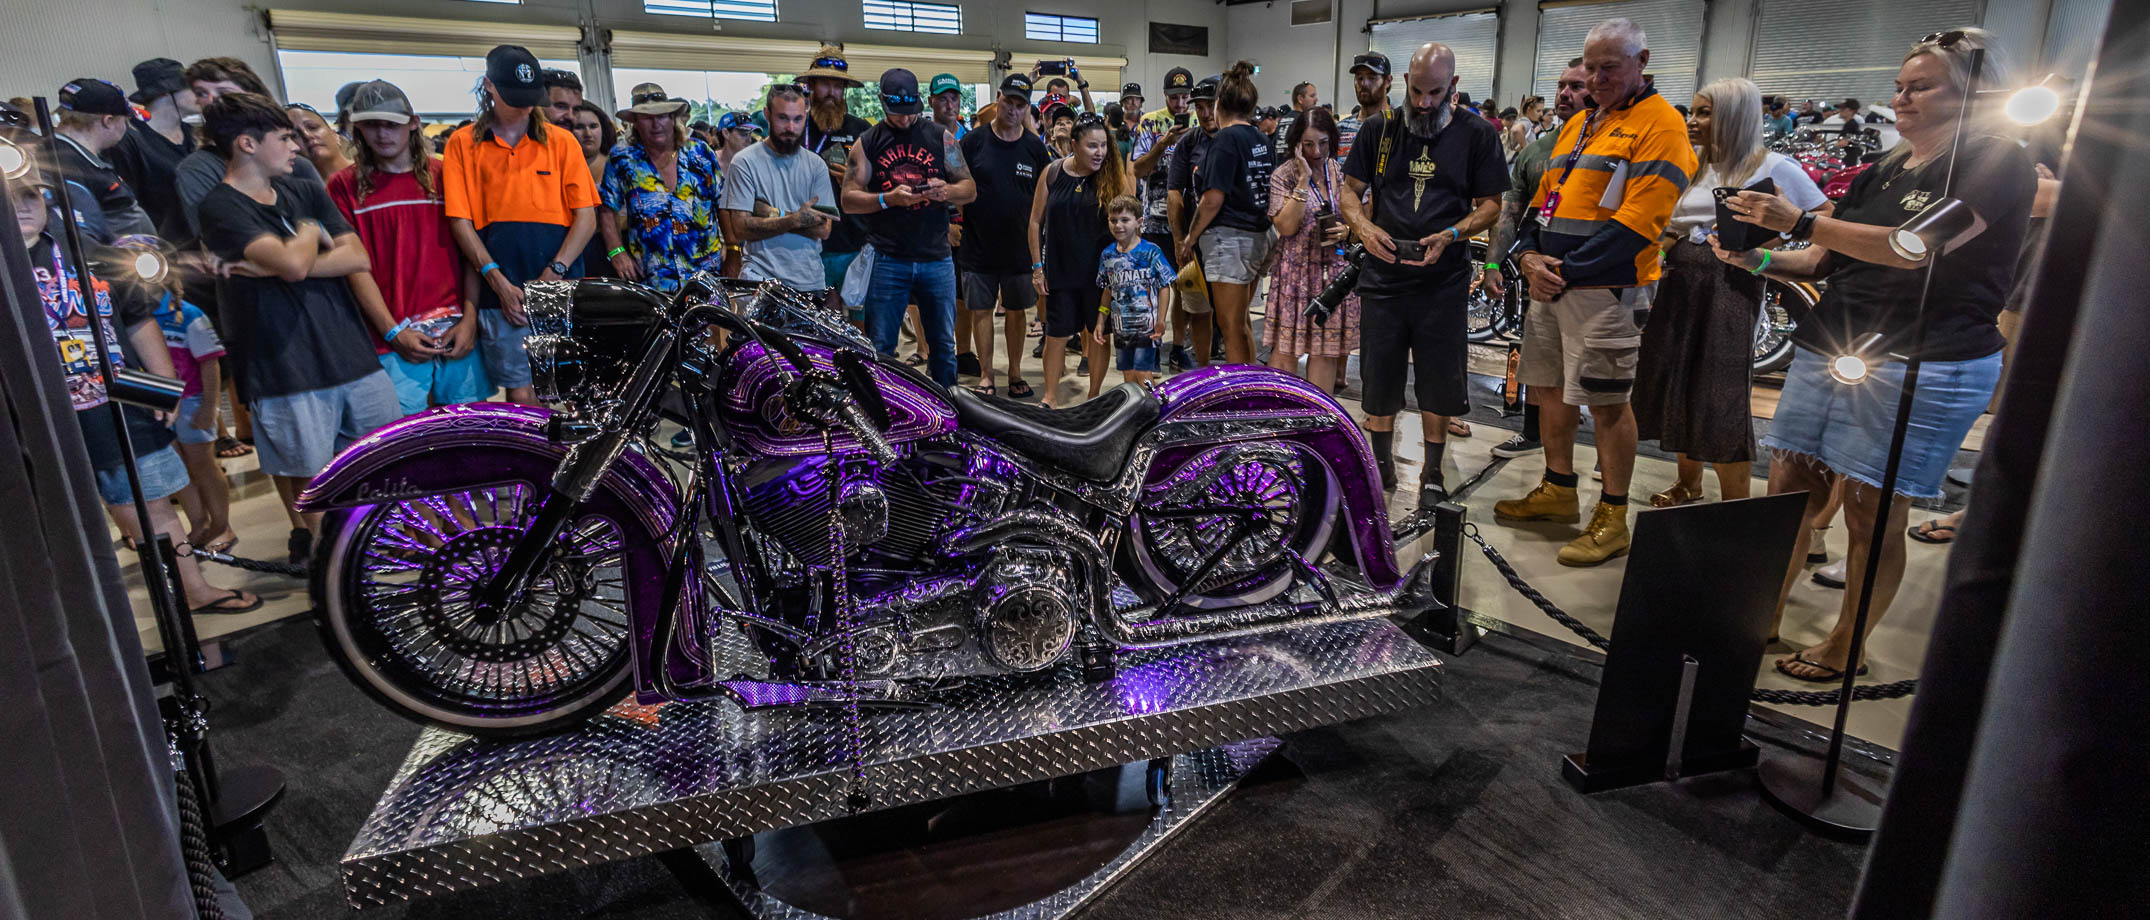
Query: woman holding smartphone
1262 107 1355 386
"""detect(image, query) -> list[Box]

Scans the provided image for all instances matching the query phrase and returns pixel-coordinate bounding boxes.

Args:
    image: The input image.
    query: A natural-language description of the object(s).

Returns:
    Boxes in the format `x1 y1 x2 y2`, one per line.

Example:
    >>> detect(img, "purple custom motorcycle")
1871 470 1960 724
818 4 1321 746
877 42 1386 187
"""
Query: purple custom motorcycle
298 277 1437 736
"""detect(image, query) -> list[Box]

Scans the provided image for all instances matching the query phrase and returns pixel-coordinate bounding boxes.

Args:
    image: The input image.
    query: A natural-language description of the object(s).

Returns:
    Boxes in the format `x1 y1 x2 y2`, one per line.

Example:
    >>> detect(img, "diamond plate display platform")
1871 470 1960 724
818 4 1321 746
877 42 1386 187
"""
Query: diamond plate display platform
702 738 1282 920
340 617 1440 908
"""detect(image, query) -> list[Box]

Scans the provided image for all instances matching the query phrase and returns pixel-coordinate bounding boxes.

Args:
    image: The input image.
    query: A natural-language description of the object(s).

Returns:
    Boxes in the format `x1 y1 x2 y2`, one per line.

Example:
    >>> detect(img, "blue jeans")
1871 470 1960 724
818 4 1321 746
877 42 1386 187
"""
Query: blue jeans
863 255 959 387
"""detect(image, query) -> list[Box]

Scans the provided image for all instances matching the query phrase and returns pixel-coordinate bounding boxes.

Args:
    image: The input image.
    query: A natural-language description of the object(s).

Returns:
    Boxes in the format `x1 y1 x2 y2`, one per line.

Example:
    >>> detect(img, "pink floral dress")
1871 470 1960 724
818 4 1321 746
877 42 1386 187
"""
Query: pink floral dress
1262 157 1359 358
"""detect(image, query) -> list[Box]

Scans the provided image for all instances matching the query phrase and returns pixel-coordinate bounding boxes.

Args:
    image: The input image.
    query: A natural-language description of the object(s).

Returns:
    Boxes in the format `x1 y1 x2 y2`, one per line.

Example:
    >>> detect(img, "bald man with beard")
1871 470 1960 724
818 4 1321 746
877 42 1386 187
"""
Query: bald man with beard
1336 43 1508 511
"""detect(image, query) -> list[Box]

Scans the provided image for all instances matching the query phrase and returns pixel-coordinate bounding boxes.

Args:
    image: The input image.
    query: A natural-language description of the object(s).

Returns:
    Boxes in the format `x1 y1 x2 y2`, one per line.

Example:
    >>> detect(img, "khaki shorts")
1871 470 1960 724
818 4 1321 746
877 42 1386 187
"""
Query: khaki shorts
1519 285 1652 407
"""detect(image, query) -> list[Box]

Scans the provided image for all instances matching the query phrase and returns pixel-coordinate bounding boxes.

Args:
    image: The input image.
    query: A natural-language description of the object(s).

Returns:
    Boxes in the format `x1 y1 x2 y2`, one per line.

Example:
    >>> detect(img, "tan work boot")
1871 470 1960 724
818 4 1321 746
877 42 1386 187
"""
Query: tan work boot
1493 480 1581 523
1558 502 1631 567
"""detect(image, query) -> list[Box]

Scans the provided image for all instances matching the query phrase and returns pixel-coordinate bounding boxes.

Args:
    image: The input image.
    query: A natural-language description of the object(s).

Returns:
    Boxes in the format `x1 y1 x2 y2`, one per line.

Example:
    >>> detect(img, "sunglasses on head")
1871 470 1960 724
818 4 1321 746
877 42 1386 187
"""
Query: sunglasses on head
284 102 324 119
1922 30 1968 48
633 90 673 105
1075 112 1106 127
812 57 848 72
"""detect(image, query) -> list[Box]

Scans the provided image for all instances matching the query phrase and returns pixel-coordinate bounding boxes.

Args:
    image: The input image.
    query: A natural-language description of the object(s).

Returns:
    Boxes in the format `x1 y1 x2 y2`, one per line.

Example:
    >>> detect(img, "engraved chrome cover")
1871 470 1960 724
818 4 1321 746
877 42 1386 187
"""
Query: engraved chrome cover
338 617 1440 907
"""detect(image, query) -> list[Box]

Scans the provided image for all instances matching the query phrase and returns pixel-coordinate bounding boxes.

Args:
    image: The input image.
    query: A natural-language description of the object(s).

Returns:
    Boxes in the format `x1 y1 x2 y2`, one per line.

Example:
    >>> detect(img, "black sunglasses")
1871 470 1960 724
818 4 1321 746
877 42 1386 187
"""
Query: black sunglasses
1075 112 1106 127
632 90 673 105
1921 30 1968 48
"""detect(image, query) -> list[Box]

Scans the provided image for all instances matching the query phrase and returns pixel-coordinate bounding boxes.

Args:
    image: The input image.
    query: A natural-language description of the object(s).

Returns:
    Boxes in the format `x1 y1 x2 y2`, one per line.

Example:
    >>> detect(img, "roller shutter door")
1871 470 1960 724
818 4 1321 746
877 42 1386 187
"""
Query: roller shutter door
1533 0 1705 103
1369 10 1500 104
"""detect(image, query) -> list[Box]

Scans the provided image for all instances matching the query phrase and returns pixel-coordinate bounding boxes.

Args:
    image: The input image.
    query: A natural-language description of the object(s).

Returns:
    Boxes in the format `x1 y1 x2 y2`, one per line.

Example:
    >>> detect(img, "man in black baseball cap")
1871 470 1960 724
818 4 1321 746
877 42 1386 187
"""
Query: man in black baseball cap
1339 52 1394 158
1119 82 1146 125
1162 67 1195 97
114 59 202 242
1162 75 1224 368
485 45 547 109
842 68 976 387
52 78 154 241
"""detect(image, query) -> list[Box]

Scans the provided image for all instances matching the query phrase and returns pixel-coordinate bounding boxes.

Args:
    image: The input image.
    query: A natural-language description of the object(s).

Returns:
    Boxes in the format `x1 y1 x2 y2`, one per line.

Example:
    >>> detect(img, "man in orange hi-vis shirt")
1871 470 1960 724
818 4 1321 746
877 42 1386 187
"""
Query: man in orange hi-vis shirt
442 45 599 406
1494 17 1697 567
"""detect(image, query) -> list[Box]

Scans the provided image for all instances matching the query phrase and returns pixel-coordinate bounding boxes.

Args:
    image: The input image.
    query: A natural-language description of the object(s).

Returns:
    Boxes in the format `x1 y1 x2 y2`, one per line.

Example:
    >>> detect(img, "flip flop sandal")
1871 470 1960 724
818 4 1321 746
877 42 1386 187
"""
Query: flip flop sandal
205 533 239 554
190 589 263 616
1775 652 1869 683
905 353 928 366
1447 419 1473 438
1007 379 1035 399
1649 483 1704 508
1908 520 1958 544
973 381 997 397
215 436 254 458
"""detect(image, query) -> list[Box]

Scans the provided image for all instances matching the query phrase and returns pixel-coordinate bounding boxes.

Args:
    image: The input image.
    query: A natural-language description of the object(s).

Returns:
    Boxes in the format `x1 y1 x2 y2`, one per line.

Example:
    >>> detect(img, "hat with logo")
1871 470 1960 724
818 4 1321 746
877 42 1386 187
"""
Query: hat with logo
999 73 1034 99
1120 82 1144 101
717 111 763 134
1162 67 1195 96
128 58 187 105
485 45 546 108
1190 75 1220 102
625 82 691 117
930 73 962 98
58 78 131 117
346 80 416 125
801 45 864 87
1043 102 1076 124
1350 52 1391 77
880 69 923 115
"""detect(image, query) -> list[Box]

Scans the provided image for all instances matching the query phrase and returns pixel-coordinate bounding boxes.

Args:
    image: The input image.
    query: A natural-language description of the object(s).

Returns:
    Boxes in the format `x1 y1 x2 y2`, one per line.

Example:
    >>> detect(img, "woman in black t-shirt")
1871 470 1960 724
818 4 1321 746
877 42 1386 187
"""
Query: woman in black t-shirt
1709 27 2032 684
1029 115 1130 407
1180 62 1273 365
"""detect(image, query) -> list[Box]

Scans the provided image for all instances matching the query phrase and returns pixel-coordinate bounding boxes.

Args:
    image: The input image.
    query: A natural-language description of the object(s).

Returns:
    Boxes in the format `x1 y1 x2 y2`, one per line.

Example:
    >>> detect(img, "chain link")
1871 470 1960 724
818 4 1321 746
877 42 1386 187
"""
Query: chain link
1459 523 1918 705
823 432 870 813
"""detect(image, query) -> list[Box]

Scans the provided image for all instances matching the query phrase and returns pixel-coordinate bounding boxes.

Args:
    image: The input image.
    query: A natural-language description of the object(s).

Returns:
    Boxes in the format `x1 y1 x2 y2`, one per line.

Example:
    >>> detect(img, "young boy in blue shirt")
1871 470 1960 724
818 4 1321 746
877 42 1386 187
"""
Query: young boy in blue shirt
1092 195 1176 386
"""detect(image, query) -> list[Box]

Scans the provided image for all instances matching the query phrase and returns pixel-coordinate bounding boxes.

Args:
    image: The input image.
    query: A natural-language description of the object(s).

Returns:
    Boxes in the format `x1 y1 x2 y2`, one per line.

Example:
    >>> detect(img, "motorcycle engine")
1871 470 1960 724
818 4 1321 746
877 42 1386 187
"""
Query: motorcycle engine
737 442 1025 589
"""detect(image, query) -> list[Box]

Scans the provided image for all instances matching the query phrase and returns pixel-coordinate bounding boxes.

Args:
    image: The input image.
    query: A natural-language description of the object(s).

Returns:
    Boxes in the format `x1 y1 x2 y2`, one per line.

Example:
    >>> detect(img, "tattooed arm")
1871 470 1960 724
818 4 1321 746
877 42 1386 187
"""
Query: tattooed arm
940 127 977 206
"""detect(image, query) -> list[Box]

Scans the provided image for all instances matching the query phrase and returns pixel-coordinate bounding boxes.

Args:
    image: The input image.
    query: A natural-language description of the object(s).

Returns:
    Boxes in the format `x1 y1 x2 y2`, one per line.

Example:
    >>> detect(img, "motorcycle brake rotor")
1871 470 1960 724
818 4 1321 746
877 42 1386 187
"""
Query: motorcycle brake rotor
414 527 596 663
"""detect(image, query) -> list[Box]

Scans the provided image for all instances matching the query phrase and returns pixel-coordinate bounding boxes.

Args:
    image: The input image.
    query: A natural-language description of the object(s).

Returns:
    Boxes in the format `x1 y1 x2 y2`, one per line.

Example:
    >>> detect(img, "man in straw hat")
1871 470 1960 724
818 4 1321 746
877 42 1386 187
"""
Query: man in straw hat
800 45 873 308
598 82 725 291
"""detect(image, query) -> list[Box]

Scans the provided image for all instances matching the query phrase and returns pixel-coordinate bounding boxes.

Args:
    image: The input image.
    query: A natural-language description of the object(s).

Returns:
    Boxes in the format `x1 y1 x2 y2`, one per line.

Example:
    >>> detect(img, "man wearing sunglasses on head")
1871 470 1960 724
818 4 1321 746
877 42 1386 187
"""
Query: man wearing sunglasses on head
842 69 976 387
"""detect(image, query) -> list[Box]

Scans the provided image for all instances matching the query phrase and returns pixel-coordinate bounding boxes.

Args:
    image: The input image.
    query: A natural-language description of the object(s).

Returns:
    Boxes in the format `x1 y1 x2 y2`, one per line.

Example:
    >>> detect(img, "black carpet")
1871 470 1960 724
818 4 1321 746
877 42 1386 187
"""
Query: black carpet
207 617 1865 919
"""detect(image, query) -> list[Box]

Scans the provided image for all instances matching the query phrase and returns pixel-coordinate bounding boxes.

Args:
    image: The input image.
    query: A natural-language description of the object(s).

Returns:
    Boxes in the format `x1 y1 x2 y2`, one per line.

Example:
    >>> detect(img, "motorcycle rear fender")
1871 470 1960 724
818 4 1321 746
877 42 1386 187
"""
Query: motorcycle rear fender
295 403 699 703
1149 366 1405 589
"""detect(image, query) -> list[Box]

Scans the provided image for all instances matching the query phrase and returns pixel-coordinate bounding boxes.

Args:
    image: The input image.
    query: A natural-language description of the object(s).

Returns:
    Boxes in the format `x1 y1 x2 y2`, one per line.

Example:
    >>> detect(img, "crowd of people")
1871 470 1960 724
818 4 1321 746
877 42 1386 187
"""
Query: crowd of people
15 19 2043 685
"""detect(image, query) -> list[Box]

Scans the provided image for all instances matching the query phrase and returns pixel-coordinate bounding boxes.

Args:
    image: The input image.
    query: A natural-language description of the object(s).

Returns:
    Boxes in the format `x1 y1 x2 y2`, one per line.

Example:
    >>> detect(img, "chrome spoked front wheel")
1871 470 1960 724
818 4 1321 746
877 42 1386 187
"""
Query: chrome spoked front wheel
316 483 636 736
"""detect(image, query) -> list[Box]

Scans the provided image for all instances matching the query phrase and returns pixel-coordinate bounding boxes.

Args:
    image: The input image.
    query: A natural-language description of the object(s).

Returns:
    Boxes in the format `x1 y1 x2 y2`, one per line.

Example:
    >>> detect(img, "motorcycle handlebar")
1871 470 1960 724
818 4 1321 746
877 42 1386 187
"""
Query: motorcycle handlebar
839 402 900 466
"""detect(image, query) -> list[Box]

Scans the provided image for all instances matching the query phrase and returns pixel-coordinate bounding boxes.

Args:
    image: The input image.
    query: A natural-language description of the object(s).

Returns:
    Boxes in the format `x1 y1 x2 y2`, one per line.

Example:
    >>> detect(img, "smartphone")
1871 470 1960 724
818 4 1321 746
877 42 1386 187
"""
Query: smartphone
1174 112 1190 128
1037 59 1068 76
1711 177 1777 252
1314 211 1340 240
1391 239 1426 262
811 203 842 217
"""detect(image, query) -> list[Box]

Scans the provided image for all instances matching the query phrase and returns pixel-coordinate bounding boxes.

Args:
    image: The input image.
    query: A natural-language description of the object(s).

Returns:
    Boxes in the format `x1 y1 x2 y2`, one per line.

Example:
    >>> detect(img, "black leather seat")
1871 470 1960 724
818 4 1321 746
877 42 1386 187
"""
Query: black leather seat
946 382 1161 482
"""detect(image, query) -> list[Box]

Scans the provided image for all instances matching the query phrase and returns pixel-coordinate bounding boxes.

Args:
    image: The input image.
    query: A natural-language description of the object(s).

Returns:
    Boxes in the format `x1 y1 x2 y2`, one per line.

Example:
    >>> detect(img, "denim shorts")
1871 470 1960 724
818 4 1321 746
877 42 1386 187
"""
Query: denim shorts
95 443 190 505
379 350 493 416
1198 226 1272 285
477 309 533 390
1116 340 1161 372
1762 346 2002 499
173 394 217 445
250 371 401 479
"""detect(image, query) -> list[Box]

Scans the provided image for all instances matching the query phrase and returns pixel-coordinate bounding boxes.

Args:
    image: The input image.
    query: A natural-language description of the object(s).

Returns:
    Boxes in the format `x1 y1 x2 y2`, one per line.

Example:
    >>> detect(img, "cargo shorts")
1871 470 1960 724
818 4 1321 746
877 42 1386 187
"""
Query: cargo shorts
1519 285 1653 407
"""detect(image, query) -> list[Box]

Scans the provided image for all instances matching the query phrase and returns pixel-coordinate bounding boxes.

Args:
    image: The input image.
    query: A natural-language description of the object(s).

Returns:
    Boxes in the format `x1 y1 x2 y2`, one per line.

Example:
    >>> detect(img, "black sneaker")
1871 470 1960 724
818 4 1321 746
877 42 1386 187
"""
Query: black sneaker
1418 483 1450 511
956 352 982 377
1032 339 1044 359
1076 356 1090 375
1490 435 1542 459
1168 344 1193 372
288 527 313 566
1377 456 1398 492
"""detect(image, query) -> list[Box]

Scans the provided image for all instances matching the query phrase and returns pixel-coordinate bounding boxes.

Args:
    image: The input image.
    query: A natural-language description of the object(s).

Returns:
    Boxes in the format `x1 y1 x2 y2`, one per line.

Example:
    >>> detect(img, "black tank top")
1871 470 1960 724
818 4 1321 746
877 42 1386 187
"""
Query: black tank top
1044 162 1110 288
858 119 951 262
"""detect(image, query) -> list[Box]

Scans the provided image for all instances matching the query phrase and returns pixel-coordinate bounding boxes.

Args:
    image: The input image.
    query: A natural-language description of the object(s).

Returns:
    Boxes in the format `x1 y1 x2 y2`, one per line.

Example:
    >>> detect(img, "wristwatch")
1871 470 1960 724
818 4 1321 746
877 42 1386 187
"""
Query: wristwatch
548 260 570 276
1790 210 1818 242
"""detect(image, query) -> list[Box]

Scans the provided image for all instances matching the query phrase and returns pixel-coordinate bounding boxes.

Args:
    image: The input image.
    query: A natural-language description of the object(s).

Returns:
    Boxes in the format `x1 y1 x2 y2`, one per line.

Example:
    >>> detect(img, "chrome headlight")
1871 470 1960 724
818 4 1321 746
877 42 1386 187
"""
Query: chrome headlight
523 334 583 404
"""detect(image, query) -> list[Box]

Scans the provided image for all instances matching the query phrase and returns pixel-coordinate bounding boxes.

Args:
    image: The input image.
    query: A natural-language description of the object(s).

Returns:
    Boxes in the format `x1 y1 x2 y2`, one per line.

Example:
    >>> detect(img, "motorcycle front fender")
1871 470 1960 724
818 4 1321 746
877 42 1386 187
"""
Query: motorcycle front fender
296 403 697 703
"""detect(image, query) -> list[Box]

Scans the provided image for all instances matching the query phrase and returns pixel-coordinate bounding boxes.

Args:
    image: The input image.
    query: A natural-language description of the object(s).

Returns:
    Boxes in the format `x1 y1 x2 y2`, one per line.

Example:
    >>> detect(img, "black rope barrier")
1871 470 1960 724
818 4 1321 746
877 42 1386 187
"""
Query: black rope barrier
184 546 310 579
172 750 227 920
1459 523 1918 705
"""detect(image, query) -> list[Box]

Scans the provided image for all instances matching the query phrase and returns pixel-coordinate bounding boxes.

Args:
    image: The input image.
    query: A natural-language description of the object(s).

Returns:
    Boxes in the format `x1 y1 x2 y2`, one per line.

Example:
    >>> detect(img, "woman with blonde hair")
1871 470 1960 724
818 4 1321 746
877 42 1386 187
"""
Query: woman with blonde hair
1634 76 1828 509
1710 28 2034 680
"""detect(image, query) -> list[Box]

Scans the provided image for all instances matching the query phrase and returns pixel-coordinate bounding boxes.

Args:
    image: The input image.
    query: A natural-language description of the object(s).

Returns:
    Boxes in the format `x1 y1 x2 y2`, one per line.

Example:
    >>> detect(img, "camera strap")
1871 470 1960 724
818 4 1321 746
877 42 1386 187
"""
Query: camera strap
1367 108 1400 220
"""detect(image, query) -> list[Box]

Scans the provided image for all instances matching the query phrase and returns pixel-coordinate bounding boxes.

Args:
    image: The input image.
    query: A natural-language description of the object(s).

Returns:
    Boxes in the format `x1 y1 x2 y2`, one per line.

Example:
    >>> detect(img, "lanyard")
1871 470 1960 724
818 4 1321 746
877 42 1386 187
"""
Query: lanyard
1539 105 1609 224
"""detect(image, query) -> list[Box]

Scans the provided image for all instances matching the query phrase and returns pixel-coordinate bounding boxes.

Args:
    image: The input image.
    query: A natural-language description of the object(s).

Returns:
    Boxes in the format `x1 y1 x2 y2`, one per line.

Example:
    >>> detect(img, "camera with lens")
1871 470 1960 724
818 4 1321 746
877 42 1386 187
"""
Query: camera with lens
1306 243 1367 326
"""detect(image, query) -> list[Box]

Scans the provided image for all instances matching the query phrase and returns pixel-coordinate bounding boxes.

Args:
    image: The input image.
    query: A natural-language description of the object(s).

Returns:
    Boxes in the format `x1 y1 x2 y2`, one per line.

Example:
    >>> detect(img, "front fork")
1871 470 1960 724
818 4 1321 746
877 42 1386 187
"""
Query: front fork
474 326 681 621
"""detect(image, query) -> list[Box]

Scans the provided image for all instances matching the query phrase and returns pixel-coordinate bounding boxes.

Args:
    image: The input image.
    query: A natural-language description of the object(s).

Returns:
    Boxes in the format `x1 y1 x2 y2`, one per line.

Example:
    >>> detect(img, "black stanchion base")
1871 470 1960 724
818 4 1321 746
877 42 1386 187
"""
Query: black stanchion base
1755 749 1884 840
209 764 287 876
1404 606 1482 656
1560 739 1759 794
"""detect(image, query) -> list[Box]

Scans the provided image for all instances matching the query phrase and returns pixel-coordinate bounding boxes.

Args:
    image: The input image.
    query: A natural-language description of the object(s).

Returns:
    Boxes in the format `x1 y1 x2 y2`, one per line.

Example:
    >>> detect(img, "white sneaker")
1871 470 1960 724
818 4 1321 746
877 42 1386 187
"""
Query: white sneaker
1812 558 1847 589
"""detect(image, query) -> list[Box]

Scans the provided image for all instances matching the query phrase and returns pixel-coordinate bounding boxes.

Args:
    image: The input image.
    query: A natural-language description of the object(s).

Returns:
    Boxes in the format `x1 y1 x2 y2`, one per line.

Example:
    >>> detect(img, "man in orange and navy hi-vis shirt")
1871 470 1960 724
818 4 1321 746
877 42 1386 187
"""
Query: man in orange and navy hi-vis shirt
442 45 599 406
1494 17 1697 567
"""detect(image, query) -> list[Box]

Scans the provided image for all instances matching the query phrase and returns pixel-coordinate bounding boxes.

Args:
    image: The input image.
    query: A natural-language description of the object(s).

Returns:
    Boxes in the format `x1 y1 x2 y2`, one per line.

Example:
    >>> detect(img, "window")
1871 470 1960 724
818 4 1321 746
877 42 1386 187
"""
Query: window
864 0 962 34
1026 12 1099 43
276 50 580 119
458 0 520 5
643 0 779 23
